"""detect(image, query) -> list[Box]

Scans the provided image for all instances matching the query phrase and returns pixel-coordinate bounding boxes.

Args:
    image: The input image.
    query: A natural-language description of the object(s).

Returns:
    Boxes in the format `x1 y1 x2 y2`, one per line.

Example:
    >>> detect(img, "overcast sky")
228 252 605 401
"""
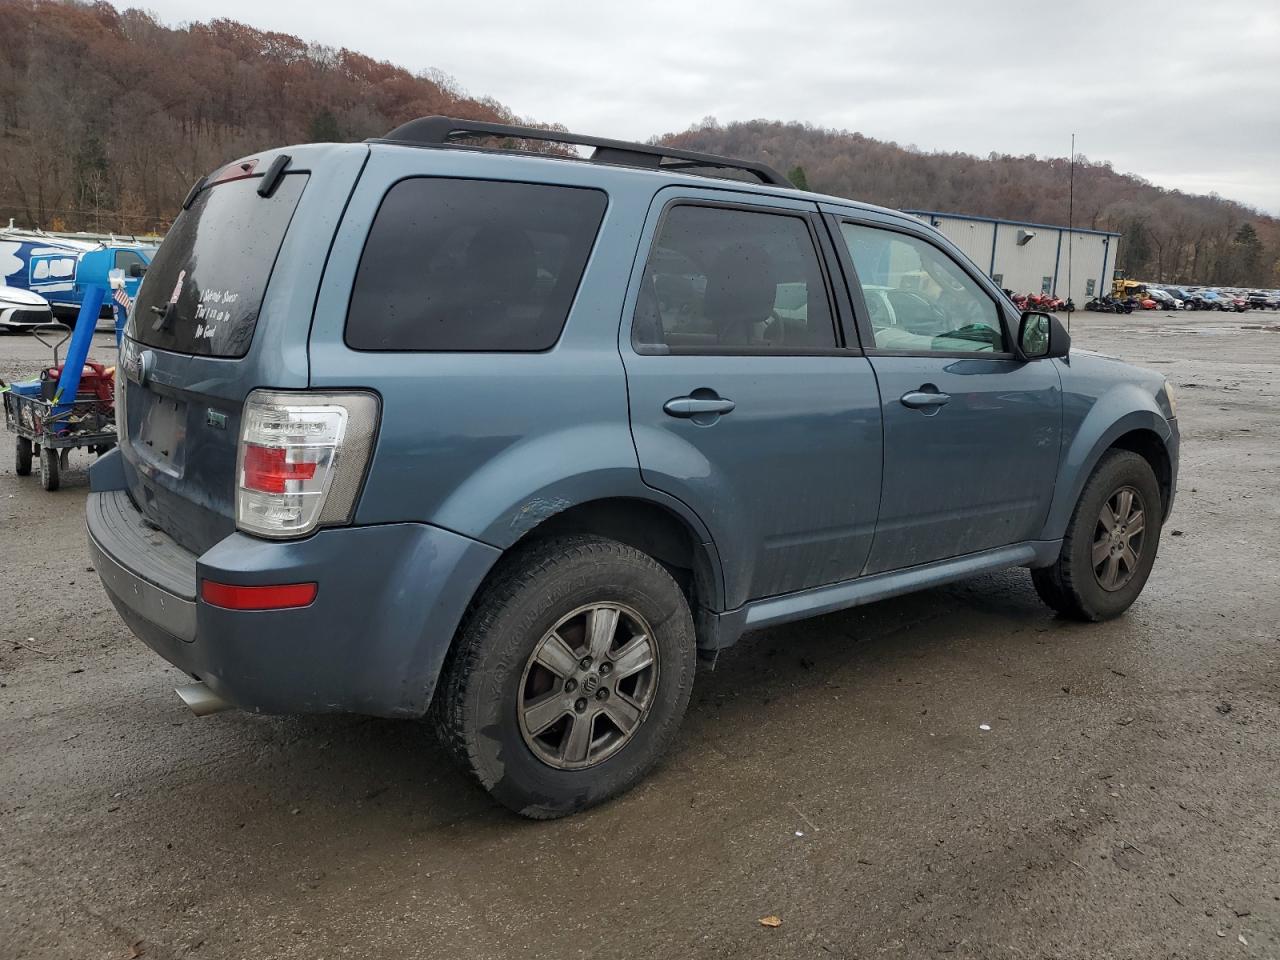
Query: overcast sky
136 0 1280 213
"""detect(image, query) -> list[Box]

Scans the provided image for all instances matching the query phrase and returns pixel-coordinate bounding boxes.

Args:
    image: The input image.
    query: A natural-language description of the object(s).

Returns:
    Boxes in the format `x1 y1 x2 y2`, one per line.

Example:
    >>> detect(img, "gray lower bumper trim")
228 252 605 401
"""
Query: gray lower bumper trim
89 529 197 641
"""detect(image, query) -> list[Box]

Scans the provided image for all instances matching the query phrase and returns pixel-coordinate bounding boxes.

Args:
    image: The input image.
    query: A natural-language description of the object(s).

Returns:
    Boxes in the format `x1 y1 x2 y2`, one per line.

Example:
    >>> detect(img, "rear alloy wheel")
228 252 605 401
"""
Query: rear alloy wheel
1032 449 1163 621
434 535 696 818
518 602 660 770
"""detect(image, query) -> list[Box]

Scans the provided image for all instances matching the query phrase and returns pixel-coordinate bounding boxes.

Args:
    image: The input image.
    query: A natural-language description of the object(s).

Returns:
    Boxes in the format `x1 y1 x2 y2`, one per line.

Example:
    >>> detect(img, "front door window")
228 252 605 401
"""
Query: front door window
839 223 1004 353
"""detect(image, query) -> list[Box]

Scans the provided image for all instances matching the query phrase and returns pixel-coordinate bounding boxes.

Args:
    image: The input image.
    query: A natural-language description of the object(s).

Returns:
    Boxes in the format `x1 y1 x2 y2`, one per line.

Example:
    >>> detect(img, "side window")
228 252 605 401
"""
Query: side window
632 204 835 353
114 250 145 272
839 223 1004 353
346 178 607 351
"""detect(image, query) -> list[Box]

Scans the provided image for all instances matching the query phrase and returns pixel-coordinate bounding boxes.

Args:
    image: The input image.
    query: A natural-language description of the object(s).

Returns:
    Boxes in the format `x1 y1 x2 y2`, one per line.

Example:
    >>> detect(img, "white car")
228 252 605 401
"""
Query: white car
0 285 54 332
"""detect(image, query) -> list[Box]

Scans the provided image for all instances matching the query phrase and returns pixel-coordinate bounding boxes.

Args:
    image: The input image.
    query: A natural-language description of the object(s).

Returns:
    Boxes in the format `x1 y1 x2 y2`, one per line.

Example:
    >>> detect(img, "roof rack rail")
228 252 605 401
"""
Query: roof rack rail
373 115 791 188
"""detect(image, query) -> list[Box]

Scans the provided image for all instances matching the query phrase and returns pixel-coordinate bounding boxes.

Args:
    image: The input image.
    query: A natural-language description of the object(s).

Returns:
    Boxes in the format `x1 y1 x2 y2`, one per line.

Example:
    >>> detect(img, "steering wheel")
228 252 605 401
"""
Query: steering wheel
935 323 1000 351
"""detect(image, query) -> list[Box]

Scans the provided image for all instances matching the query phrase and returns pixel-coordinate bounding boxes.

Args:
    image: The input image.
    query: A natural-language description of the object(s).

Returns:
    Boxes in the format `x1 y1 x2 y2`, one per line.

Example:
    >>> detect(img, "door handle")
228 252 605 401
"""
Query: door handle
900 388 951 409
663 396 736 418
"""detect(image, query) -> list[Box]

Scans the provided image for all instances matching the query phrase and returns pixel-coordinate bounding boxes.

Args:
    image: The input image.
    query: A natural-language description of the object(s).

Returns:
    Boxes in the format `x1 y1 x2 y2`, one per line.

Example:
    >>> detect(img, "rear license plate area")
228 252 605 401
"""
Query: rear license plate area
134 392 187 476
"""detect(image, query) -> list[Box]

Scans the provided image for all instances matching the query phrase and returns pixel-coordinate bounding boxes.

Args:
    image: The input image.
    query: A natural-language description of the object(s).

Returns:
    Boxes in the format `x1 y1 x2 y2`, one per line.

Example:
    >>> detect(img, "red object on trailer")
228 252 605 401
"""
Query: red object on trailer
39 360 115 408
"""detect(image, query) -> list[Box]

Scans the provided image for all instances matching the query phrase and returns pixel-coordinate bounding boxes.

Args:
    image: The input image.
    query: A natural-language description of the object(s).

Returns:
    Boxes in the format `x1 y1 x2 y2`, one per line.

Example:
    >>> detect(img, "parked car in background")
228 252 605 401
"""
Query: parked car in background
87 117 1181 818
0 228 152 319
1147 289 1182 310
0 284 53 332
1187 290 1222 310
1246 291 1279 309
1215 291 1249 312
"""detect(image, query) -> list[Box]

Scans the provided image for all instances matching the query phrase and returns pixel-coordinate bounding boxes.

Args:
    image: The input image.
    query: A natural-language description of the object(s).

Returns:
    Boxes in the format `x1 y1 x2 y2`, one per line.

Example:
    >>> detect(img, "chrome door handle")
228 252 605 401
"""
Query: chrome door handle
663 396 736 418
900 389 951 409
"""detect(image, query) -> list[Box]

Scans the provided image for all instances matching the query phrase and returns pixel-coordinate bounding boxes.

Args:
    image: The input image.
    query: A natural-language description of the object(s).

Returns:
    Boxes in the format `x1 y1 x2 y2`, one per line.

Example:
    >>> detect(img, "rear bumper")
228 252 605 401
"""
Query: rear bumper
87 460 501 717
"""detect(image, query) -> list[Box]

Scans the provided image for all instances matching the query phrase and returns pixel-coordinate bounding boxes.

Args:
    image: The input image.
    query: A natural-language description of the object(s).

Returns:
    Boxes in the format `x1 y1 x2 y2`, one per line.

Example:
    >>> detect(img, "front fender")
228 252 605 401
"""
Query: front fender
1041 384 1174 541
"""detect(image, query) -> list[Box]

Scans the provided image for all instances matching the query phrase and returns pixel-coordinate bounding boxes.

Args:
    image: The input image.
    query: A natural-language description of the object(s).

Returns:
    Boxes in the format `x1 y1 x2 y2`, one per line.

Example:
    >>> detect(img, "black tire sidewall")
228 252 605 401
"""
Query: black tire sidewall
460 541 695 817
39 446 59 491
15 436 33 476
1064 451 1162 619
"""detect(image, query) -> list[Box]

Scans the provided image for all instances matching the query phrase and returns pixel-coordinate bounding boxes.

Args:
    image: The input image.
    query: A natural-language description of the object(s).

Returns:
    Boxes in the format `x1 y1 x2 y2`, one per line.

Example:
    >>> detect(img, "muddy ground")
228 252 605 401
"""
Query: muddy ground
2 311 1278 960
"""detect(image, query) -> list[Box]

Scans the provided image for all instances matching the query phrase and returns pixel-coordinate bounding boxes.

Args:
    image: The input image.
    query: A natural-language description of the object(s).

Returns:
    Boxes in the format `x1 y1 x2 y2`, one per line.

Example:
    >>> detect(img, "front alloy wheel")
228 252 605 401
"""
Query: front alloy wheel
1092 486 1146 591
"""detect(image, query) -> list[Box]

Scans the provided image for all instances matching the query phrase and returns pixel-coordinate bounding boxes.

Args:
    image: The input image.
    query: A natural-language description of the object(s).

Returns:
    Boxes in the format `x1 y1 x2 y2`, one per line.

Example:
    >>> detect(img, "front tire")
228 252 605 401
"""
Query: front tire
433 535 697 819
1032 450 1163 621
39 445 60 491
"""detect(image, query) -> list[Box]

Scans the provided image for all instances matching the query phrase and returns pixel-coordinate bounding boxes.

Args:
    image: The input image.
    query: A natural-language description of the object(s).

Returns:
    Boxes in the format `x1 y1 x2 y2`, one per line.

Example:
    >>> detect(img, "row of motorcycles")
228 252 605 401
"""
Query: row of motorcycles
1008 292 1074 312
1082 295 1147 314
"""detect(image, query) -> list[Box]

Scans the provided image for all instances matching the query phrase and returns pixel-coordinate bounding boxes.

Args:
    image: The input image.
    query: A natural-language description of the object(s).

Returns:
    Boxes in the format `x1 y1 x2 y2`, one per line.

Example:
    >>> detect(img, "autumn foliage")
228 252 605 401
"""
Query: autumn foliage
661 120 1280 288
0 0 539 234
2 1 1276 289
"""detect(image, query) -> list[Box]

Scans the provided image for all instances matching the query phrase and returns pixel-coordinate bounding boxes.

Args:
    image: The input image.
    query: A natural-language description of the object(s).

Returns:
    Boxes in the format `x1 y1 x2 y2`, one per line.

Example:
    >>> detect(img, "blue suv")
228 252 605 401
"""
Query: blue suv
87 117 1179 818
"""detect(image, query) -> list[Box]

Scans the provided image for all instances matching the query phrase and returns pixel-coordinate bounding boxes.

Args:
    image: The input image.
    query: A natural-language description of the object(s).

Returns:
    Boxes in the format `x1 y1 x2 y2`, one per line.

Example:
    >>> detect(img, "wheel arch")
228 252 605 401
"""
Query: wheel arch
1042 404 1175 541
500 496 725 616
427 496 725 714
1107 428 1174 519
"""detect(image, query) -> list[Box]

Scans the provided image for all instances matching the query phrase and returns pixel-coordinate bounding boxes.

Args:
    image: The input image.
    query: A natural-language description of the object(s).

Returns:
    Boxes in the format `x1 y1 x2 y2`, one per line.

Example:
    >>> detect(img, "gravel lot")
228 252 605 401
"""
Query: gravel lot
2 312 1279 960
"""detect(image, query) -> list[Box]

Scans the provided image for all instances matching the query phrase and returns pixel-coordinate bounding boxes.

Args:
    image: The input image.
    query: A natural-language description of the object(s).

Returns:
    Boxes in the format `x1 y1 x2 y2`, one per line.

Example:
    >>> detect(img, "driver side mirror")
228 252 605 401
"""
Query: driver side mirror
1018 310 1070 360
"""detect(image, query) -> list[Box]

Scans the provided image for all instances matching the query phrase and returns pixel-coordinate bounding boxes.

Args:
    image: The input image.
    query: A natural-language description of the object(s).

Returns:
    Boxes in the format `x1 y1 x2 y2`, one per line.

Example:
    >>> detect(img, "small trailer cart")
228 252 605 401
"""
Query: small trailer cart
4 322 116 491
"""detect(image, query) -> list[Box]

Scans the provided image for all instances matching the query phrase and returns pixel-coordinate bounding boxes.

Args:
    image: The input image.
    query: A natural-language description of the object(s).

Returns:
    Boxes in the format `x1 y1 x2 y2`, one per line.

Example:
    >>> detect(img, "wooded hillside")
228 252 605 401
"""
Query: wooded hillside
2 1 1276 288
660 120 1280 288
0 0 548 234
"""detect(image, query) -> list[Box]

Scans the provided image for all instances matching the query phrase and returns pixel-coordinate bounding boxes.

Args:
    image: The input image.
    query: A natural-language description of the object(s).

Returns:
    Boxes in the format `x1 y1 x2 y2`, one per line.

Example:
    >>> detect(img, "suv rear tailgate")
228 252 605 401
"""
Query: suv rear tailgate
117 144 368 555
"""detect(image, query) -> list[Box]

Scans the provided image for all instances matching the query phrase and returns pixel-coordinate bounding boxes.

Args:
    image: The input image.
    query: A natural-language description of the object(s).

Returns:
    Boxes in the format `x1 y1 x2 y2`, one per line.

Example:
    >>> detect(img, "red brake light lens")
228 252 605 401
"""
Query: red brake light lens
241 443 318 494
201 580 317 611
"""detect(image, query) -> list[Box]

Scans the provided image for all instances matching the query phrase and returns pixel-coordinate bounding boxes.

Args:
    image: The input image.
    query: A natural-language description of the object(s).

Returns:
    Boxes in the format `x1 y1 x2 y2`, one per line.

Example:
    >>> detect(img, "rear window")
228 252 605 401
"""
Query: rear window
128 173 308 357
345 178 607 351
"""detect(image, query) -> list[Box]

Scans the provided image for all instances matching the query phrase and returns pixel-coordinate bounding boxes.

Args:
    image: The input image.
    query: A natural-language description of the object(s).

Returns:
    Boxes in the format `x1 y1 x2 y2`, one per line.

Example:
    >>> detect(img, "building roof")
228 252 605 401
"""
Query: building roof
903 209 1121 238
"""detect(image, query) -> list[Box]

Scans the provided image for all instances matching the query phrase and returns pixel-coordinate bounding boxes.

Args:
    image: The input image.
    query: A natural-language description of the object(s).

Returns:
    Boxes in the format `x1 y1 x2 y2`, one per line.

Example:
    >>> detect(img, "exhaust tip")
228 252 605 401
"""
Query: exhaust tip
175 682 232 717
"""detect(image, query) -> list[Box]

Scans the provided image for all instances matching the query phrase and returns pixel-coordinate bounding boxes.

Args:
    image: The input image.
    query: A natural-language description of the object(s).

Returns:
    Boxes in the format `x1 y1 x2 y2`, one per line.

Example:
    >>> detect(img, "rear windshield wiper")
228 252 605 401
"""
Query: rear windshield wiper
150 303 176 333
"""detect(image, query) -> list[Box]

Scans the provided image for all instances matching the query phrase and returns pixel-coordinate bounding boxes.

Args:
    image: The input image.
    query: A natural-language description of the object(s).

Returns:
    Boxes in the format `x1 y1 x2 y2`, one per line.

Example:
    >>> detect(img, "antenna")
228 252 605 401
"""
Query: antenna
1067 133 1075 333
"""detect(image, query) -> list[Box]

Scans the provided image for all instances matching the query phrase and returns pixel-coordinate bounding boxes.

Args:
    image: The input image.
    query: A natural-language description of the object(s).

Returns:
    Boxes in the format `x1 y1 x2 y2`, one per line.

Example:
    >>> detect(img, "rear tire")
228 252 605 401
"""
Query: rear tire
39 445 60 491
15 436 32 476
1032 449 1162 621
433 535 696 819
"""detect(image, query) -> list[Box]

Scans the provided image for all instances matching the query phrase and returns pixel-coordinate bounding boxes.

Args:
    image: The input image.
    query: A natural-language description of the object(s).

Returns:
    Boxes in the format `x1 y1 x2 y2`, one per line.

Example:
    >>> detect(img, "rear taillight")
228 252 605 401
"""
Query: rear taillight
236 390 379 539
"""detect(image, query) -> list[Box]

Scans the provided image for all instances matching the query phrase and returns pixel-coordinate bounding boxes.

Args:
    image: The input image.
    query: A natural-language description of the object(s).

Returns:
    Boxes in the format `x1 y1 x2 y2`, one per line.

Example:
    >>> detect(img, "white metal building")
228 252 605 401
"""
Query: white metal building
904 210 1120 305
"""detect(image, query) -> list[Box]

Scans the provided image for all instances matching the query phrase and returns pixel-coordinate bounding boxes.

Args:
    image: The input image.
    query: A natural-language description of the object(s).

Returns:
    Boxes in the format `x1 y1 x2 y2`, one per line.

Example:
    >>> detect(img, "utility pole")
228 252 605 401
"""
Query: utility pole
1067 133 1075 333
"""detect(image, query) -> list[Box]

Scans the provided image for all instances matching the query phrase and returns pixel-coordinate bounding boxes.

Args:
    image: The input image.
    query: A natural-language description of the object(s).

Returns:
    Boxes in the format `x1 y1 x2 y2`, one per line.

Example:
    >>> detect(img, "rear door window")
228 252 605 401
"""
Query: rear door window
345 178 607 351
631 203 836 353
129 172 308 357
